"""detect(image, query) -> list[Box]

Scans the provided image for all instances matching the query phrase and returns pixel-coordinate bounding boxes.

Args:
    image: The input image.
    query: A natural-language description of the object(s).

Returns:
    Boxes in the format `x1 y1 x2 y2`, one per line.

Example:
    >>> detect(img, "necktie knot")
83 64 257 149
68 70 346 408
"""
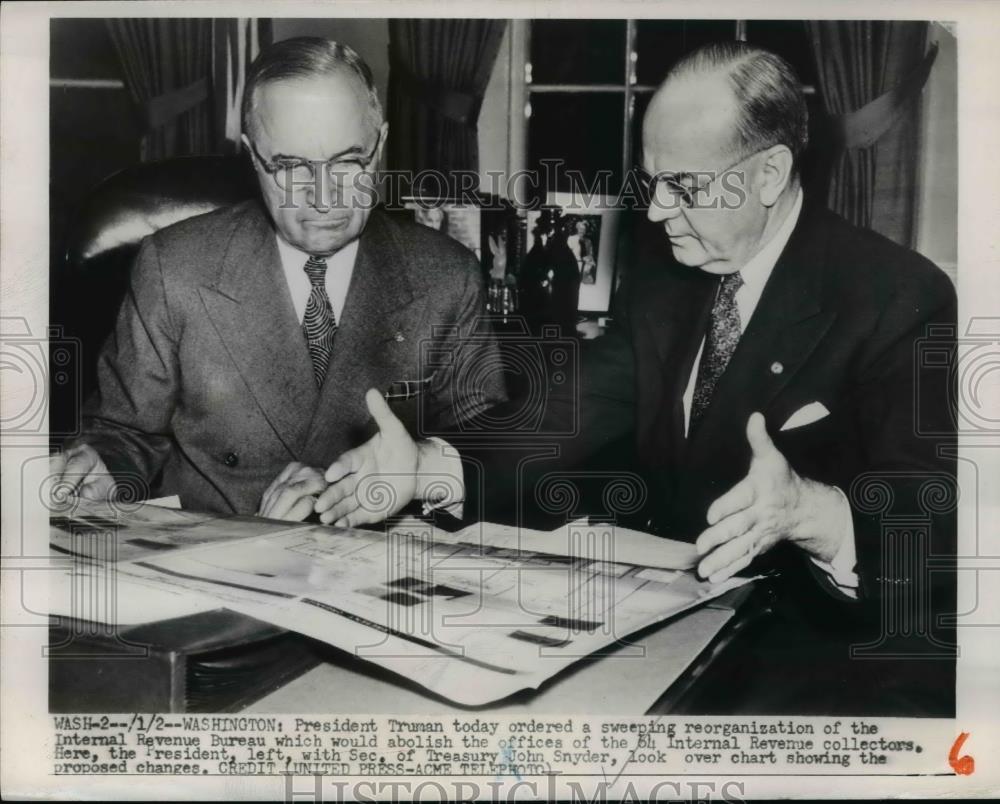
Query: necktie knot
304 256 327 288
720 270 744 299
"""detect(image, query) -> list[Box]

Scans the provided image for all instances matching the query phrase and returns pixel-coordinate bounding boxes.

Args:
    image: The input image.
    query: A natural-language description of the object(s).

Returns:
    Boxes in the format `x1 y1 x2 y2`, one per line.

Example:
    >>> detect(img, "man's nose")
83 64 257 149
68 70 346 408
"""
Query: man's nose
646 188 684 224
305 171 342 212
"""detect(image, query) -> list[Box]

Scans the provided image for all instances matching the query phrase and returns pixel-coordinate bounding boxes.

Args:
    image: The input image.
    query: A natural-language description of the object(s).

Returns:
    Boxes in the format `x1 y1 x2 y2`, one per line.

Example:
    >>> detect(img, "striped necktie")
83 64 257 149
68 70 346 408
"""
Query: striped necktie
690 270 744 430
302 255 337 385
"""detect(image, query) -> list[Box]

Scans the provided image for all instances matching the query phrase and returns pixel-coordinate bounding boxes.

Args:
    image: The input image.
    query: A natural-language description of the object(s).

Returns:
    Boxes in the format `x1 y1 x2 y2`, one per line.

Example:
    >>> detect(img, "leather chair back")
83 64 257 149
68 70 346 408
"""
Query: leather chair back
67 155 258 274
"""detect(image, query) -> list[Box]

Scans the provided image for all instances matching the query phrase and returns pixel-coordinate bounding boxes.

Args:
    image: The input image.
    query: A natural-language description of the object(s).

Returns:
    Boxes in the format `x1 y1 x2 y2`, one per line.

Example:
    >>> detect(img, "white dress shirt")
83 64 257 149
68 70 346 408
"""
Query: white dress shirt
275 235 359 324
679 189 858 596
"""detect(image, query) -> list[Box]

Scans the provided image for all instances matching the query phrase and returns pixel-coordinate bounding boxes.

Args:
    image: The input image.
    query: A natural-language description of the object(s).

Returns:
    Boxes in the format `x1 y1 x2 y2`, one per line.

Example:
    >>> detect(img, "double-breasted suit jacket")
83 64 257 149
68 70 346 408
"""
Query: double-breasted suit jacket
81 201 507 514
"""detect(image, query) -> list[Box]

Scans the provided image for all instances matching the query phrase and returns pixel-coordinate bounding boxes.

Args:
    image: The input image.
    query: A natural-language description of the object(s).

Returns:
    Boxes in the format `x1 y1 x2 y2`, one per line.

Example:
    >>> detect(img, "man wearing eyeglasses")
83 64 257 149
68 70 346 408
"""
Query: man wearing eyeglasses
316 41 956 714
51 37 505 519
623 42 955 714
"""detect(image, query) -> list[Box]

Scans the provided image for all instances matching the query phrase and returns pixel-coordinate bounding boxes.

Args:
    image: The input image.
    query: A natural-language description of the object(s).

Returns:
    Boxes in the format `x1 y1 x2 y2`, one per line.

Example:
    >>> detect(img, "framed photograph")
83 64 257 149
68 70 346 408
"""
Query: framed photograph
526 191 621 314
402 197 517 287
404 199 483 260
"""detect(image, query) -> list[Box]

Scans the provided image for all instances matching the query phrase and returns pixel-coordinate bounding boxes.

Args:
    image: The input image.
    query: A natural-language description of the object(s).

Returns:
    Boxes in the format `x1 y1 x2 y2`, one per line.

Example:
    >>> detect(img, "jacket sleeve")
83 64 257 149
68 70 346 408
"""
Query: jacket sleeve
798 265 957 635
74 236 179 491
850 270 957 602
453 282 638 525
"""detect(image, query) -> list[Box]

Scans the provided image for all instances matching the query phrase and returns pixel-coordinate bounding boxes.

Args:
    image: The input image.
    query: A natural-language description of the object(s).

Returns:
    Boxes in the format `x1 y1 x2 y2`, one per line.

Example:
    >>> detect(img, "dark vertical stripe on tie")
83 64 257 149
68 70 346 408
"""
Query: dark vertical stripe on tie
302 255 338 385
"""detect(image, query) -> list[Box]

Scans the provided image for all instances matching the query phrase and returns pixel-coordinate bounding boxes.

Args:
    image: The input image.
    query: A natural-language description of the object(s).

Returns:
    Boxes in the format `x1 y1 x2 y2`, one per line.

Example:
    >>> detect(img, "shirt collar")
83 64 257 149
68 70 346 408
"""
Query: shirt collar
737 187 803 295
274 234 360 275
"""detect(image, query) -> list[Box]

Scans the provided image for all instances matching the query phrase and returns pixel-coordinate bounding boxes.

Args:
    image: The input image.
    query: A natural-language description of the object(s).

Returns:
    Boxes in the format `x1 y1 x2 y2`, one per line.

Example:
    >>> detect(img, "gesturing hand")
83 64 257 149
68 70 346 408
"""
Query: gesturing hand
258 462 327 521
314 388 419 528
695 412 847 584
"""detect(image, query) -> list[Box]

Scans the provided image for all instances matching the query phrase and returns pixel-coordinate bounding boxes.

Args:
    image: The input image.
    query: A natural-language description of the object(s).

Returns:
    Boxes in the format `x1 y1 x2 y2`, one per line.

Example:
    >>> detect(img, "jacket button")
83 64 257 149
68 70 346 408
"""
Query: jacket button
224 452 239 467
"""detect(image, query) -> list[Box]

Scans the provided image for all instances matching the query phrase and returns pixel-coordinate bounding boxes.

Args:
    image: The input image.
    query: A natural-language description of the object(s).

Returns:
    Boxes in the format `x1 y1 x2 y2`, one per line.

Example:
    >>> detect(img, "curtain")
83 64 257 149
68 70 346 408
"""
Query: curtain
387 19 507 176
807 21 931 246
106 19 213 161
212 18 273 154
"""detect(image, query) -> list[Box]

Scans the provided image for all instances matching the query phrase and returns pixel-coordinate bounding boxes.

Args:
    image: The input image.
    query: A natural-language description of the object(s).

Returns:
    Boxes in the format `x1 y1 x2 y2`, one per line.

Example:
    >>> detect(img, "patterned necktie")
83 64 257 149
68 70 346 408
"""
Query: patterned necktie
302 255 337 385
690 271 744 430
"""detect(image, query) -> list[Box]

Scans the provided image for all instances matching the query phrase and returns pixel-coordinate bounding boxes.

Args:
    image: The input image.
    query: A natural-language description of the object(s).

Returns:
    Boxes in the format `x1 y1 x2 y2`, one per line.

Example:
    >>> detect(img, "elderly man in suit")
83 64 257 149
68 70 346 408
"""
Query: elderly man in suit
50 37 505 517
318 41 956 714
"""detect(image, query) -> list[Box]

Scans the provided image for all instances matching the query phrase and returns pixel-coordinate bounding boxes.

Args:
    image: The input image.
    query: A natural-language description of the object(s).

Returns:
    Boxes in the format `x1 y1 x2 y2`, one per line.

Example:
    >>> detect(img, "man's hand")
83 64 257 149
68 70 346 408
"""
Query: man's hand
258 462 327 521
314 388 420 527
695 412 847 584
48 444 116 503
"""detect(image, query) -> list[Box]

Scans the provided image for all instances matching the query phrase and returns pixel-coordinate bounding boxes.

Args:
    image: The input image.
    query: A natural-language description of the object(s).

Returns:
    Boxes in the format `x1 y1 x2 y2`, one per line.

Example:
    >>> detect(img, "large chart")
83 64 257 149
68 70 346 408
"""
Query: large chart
50 501 749 705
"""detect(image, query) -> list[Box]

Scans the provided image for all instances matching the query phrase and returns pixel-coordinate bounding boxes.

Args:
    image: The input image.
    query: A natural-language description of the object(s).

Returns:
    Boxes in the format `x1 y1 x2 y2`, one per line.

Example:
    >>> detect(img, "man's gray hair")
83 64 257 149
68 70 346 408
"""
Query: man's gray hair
242 36 383 142
669 41 809 169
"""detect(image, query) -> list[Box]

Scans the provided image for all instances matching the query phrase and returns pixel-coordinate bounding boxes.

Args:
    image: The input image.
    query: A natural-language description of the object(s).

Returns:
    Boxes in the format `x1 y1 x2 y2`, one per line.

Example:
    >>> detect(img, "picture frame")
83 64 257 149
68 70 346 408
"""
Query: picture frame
401 193 619 316
400 196 515 284
526 191 621 315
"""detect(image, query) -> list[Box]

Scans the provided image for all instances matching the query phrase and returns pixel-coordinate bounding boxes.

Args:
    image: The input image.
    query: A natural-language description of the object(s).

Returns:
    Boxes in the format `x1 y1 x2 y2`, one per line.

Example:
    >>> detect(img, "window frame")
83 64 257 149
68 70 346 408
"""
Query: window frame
510 19 816 184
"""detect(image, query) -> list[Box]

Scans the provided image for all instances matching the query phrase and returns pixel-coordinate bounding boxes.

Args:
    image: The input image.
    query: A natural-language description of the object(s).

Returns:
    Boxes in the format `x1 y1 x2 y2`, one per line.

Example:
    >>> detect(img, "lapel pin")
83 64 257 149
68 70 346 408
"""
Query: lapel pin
770 361 784 375
394 332 405 343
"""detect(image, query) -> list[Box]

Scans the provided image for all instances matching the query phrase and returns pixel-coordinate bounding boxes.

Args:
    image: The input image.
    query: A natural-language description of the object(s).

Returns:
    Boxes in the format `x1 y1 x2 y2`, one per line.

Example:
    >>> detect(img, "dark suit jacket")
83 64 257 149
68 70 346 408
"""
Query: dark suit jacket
625 201 956 581
462 199 956 713
80 201 506 514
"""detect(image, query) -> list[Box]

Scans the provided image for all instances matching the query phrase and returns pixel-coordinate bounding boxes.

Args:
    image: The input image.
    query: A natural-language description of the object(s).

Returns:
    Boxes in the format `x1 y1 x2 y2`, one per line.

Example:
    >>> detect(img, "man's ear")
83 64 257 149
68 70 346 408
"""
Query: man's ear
375 121 389 165
758 144 794 206
240 133 256 164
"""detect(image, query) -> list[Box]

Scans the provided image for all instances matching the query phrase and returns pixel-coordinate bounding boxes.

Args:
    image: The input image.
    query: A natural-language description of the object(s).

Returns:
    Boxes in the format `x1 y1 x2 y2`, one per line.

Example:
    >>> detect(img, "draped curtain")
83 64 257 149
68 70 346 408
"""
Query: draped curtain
387 19 507 175
107 18 271 161
107 19 213 161
807 21 931 246
213 18 273 154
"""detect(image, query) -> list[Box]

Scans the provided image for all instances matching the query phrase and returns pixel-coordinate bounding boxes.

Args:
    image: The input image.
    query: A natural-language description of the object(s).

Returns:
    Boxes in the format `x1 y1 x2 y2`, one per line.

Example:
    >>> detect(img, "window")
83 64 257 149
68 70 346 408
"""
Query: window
519 20 821 198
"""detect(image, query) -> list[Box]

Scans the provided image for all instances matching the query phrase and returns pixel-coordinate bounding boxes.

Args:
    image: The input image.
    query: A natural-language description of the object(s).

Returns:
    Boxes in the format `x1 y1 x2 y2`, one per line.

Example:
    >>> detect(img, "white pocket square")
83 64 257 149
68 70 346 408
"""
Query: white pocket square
780 402 830 431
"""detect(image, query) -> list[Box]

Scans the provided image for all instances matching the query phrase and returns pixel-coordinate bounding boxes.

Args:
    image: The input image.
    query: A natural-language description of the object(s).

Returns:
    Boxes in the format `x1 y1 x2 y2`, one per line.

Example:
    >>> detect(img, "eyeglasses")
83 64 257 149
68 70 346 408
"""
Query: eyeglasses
249 130 383 192
637 148 764 210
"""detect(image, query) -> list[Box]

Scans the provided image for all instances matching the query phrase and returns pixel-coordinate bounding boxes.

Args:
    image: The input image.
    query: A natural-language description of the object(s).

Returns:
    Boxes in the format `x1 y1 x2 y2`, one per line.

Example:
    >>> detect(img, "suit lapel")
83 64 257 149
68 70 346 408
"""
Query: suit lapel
645 270 716 371
639 266 716 466
300 212 423 464
197 204 318 458
685 203 838 456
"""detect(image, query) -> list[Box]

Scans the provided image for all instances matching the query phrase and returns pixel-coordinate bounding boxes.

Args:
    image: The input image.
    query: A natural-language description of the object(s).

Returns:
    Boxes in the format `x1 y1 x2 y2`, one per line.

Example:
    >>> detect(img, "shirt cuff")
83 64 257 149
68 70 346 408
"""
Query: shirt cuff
809 485 859 598
419 437 465 519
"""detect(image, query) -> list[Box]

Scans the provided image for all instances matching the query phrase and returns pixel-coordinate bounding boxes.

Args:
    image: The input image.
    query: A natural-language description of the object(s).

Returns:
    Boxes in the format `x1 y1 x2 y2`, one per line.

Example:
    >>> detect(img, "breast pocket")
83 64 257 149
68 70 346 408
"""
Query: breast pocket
385 374 442 435
772 401 855 483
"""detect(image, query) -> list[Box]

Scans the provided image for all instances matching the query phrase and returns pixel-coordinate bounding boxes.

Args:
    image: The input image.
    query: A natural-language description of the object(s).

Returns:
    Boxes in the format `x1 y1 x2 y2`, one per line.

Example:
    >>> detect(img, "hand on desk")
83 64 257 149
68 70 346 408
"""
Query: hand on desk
48 444 116 503
695 413 847 584
258 462 327 521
